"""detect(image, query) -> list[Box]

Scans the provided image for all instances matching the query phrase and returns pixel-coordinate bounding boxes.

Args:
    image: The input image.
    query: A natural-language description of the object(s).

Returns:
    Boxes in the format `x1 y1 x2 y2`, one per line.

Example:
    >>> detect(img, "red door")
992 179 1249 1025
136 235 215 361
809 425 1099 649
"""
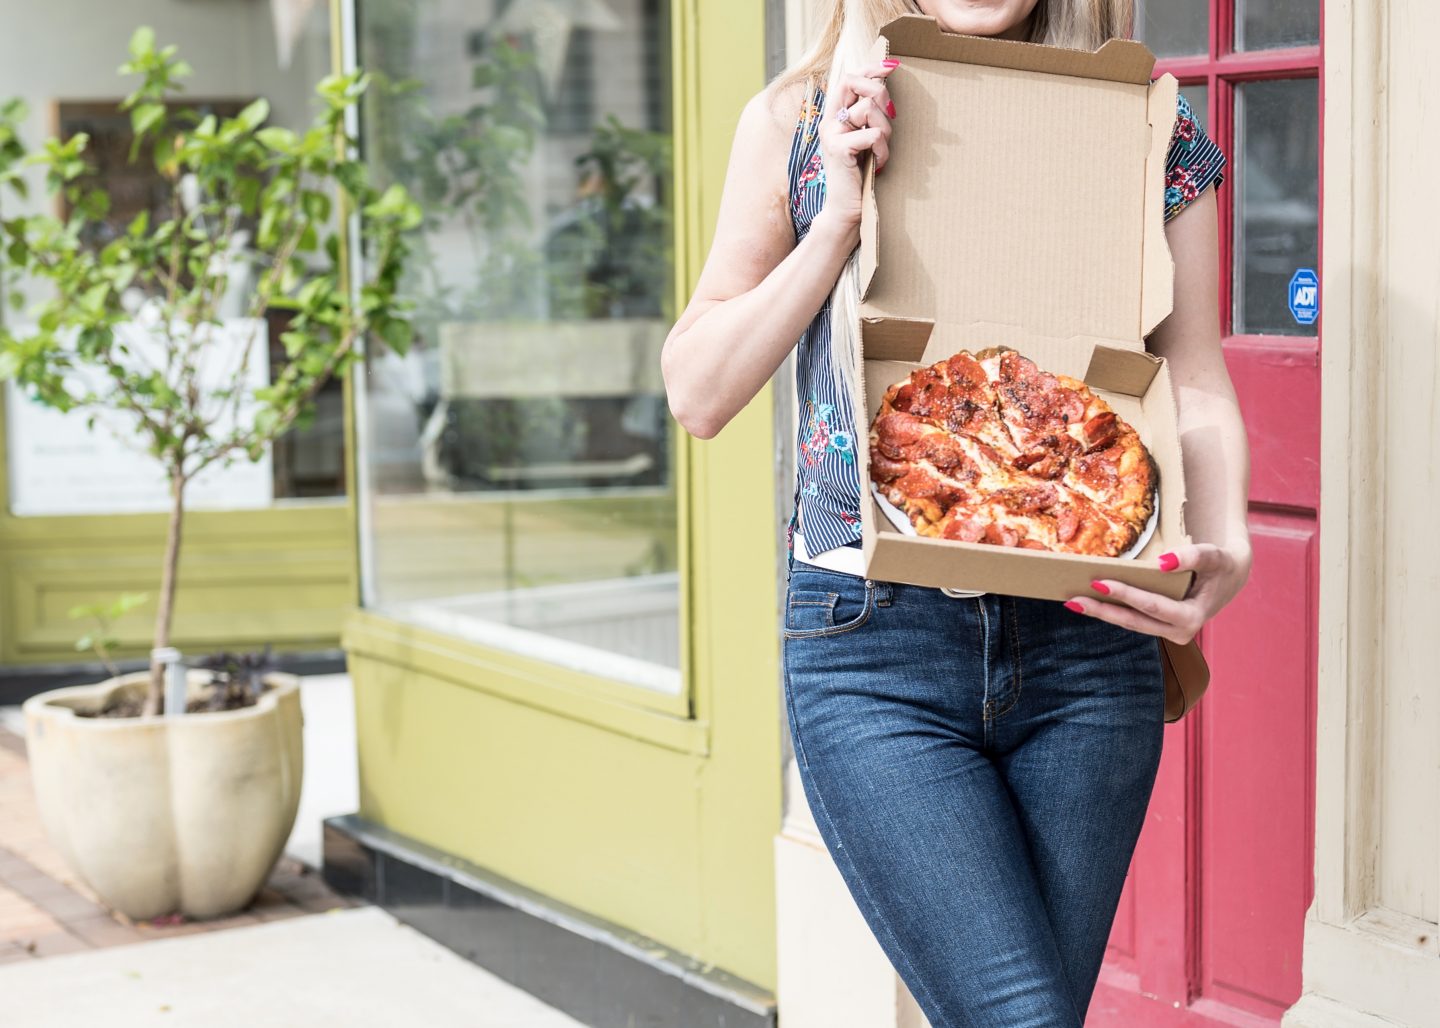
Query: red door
1091 4 1323 1025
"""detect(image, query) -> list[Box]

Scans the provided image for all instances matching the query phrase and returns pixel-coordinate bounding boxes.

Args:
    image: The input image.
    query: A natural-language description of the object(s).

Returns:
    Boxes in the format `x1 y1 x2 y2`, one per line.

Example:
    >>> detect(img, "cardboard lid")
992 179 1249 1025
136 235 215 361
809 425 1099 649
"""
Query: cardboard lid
859 16 1178 350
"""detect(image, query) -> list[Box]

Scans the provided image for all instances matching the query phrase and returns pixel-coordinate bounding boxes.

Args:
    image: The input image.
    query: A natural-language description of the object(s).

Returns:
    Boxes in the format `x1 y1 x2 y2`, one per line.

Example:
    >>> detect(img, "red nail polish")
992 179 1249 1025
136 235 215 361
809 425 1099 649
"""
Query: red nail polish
883 58 901 68
886 100 897 118
1159 552 1180 572
1090 580 1110 595
1064 600 1085 614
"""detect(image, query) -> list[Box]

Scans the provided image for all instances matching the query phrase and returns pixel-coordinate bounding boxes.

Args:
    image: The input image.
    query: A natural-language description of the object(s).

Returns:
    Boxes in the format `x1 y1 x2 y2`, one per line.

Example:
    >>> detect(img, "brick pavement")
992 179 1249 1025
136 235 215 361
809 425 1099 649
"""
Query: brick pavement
0 725 361 966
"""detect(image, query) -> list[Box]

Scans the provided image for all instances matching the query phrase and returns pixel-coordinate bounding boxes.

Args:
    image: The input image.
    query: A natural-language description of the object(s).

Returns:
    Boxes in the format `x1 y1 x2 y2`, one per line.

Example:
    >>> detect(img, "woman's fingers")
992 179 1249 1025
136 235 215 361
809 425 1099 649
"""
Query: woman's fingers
836 63 898 113
1088 579 1204 642
1065 594 1198 645
1158 543 1226 575
833 126 885 168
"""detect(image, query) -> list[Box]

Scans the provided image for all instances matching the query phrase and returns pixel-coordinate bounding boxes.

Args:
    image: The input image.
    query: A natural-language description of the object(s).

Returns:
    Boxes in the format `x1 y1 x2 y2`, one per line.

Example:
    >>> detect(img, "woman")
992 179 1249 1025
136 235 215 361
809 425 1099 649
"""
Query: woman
662 1 1251 1024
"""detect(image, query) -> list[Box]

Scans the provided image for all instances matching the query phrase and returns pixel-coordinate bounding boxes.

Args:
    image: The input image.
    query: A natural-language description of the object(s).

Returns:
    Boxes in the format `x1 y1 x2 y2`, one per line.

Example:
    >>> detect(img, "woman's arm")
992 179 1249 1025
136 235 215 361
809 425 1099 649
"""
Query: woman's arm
1068 187 1253 642
662 68 896 439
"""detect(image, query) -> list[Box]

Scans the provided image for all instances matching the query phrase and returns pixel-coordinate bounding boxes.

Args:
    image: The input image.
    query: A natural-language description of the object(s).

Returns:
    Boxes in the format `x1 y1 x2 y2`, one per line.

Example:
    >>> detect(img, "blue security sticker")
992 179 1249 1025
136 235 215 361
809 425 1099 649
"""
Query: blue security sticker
1288 268 1320 326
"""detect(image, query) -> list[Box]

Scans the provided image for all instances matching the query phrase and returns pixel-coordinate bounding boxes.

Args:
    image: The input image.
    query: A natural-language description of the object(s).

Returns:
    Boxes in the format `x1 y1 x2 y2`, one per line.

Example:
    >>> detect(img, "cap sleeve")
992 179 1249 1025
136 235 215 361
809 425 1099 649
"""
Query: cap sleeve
1164 93 1227 222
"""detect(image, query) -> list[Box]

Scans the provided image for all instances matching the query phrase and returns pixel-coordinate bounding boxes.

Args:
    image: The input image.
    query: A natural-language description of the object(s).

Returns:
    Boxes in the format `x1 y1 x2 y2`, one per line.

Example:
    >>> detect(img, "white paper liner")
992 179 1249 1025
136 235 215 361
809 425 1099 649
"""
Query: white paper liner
870 482 1160 560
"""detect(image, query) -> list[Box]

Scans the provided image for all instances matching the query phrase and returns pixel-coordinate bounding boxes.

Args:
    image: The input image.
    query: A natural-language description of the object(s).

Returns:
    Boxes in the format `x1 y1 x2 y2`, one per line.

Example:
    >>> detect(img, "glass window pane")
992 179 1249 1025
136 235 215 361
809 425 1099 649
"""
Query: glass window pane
1135 0 1208 58
1236 0 1320 51
1179 83 1209 126
357 0 681 686
1234 78 1320 337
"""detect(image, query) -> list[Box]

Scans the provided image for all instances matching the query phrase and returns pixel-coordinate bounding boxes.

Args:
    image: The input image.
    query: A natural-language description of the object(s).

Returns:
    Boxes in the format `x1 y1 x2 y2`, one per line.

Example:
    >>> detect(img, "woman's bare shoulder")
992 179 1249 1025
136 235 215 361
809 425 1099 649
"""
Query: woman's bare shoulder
731 79 810 159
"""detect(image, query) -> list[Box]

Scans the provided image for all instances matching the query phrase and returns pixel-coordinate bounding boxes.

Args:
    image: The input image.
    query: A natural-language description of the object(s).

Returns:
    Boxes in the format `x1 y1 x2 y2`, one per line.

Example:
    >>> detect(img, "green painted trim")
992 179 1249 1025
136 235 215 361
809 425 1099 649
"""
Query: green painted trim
675 0 783 988
344 609 704 751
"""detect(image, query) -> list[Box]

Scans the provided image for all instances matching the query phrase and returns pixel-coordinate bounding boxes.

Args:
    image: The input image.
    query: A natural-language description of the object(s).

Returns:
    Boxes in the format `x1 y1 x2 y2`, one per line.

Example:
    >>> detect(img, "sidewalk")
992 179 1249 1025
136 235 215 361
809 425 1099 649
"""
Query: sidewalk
0 675 583 1027
0 906 584 1027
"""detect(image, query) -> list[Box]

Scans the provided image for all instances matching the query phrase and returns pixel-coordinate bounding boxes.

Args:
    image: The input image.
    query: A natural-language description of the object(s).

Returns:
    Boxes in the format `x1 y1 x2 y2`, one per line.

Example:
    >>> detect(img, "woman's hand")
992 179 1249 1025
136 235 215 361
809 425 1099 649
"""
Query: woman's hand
1064 542 1253 645
817 60 900 228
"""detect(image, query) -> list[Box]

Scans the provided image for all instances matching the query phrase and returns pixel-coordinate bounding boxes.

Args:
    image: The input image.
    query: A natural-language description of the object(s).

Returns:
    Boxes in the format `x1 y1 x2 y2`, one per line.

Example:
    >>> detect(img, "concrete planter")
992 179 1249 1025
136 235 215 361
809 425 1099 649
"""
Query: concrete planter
22 671 304 921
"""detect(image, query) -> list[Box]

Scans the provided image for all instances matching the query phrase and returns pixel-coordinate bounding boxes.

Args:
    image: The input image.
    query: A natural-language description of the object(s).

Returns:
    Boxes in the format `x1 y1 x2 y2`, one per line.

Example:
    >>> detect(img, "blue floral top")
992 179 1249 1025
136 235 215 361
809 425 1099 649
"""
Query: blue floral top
787 90 1227 558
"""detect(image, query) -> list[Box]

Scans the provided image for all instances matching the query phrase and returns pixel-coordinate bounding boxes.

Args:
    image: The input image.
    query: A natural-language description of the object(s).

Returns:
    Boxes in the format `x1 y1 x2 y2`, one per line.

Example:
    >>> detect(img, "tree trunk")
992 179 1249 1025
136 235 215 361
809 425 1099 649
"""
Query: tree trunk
145 472 187 716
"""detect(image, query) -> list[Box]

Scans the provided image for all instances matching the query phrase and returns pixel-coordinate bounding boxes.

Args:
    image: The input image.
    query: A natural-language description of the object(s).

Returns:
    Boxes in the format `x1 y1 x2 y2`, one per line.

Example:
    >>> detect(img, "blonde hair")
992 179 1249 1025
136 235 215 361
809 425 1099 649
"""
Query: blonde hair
776 0 1136 410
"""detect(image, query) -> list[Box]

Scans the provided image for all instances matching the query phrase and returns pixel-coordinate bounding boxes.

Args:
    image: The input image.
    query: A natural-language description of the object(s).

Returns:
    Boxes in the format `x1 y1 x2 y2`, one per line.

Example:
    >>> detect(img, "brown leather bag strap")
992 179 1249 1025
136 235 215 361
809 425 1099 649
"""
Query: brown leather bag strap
1161 638 1210 723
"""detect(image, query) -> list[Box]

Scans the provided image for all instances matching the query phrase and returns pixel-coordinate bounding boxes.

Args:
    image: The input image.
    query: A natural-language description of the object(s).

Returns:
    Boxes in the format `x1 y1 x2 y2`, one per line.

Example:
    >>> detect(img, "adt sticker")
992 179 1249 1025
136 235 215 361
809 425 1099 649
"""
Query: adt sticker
1289 268 1320 326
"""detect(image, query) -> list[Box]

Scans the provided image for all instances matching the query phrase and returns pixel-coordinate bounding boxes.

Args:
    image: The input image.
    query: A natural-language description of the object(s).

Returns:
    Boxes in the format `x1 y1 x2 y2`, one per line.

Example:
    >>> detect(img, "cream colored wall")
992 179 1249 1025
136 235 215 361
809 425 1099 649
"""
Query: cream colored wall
1374 0 1440 927
1287 0 1440 1023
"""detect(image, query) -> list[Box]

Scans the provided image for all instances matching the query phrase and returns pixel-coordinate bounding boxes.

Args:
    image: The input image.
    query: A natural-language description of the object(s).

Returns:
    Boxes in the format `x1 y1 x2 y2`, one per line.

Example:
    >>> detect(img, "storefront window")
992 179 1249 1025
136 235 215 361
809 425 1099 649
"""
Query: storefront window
0 2 340 514
355 0 680 689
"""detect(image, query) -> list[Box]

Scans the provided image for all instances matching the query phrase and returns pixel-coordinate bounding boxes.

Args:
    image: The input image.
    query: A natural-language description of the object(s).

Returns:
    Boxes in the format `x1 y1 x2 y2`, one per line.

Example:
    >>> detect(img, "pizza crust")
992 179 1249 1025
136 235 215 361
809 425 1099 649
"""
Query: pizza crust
868 348 1158 557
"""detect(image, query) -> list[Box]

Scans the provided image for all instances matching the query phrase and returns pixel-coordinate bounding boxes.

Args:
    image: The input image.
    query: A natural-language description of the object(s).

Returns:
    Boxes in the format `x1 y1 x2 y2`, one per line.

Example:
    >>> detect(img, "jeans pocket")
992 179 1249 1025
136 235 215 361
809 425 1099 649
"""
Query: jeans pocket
784 579 874 639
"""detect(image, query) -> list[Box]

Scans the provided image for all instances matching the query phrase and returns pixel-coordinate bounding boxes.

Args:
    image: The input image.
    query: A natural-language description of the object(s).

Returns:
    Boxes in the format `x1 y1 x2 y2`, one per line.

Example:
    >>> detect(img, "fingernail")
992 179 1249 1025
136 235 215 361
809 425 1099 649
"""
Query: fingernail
886 100 897 118
883 58 901 68
1090 580 1110 595
1159 552 1180 572
1064 600 1085 614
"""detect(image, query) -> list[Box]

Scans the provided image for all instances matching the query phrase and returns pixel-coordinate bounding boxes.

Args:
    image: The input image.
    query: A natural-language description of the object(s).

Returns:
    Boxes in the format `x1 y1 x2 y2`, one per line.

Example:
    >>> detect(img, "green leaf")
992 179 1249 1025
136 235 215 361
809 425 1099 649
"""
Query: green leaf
301 190 330 224
233 176 260 215
236 98 270 131
127 209 149 238
376 317 413 354
256 127 297 152
129 26 155 60
130 103 165 138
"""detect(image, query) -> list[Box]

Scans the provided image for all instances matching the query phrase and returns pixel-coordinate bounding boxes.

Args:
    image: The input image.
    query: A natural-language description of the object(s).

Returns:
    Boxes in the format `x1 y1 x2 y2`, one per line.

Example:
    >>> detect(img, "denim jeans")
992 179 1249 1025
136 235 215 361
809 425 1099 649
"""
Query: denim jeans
782 559 1165 1027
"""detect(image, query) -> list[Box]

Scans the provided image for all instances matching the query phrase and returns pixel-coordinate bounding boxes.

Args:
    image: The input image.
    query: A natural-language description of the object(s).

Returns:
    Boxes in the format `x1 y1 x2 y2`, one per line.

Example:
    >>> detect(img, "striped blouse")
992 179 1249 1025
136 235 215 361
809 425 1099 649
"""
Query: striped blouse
786 89 1227 560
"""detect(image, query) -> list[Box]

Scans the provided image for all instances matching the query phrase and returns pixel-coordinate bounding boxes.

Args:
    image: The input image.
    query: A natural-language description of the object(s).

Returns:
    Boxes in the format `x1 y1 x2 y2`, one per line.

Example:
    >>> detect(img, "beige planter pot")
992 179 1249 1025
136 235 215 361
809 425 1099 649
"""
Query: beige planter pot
22 671 304 921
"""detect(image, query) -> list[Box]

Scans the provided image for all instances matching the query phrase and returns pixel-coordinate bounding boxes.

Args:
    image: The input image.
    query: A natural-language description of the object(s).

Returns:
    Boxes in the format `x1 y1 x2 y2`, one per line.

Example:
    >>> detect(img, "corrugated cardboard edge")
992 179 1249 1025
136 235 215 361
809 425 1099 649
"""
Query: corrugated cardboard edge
860 158 880 298
1142 74 1179 338
858 35 889 299
879 15 1156 84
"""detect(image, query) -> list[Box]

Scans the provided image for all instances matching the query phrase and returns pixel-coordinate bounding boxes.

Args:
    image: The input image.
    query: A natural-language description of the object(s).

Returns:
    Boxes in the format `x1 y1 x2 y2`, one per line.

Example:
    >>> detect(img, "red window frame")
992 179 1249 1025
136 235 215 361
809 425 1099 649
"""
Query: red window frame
1152 2 1324 351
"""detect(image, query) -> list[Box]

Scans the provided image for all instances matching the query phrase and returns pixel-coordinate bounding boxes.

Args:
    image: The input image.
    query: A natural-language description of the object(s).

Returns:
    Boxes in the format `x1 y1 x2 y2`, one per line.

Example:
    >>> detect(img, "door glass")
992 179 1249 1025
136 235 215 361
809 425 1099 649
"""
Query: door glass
1236 0 1320 51
356 0 681 689
1234 78 1320 337
1134 0 1208 58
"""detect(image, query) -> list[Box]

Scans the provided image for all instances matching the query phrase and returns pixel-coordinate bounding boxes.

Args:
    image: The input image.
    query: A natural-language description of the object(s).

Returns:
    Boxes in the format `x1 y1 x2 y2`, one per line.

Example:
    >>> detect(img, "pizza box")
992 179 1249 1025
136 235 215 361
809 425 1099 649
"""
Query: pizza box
853 15 1193 602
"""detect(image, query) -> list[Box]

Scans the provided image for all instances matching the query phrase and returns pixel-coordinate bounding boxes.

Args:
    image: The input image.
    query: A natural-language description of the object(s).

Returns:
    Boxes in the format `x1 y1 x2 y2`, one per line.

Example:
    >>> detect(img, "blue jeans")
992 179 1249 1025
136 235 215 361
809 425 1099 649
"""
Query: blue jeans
782 560 1165 1027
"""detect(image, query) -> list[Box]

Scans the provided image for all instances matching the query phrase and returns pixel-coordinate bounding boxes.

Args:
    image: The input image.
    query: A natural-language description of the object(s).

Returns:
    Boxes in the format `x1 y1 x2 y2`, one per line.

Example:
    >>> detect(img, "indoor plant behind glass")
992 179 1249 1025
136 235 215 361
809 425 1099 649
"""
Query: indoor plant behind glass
0 29 420 921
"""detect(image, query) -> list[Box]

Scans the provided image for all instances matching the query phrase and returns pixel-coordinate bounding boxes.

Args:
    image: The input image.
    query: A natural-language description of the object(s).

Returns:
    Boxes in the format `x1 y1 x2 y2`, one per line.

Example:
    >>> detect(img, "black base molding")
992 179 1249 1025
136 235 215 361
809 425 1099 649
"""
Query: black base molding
323 814 776 1028
0 650 348 708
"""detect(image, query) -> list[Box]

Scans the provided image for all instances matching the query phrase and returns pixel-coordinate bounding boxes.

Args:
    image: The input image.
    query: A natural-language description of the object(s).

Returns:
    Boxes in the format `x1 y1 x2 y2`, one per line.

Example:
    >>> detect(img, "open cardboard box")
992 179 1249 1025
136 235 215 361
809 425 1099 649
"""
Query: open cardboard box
855 16 1193 604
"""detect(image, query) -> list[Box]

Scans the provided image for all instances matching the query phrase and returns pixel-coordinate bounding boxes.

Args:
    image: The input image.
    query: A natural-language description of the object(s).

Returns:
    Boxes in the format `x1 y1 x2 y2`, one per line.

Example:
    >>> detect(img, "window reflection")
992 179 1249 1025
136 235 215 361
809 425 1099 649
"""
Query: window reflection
357 0 680 683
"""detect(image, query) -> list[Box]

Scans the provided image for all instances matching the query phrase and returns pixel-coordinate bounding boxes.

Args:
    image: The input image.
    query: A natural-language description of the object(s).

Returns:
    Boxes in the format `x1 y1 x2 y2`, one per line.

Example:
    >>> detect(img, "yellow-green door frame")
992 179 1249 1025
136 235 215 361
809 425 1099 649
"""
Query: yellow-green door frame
336 0 784 990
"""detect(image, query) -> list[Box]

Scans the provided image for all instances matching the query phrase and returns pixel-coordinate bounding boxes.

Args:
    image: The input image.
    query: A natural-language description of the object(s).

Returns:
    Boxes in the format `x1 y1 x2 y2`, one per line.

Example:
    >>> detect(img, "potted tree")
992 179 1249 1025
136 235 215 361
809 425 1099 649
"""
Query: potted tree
0 29 419 920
